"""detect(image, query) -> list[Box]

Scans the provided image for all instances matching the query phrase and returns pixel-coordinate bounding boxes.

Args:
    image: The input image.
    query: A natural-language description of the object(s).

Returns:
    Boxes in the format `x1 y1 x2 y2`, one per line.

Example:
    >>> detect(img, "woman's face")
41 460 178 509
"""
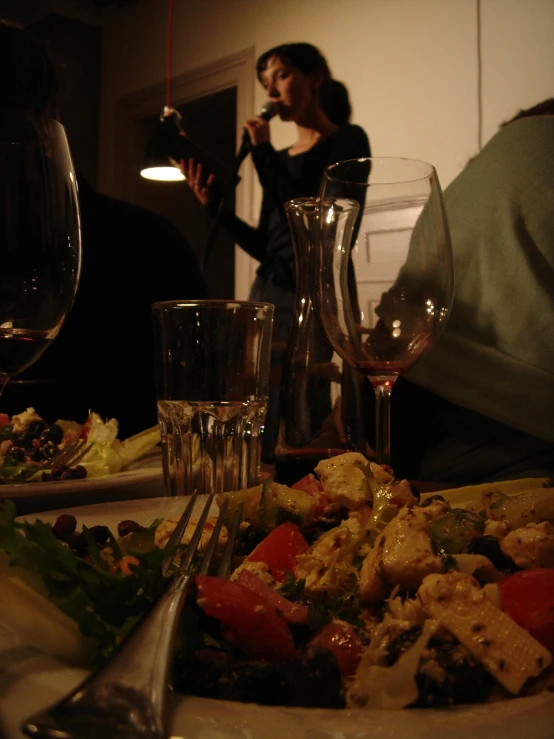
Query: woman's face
259 55 320 123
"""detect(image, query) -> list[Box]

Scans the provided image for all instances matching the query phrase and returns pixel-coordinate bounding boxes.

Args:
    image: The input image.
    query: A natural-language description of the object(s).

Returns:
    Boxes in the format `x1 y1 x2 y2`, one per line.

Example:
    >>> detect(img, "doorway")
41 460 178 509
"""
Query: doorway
135 87 237 298
113 48 257 301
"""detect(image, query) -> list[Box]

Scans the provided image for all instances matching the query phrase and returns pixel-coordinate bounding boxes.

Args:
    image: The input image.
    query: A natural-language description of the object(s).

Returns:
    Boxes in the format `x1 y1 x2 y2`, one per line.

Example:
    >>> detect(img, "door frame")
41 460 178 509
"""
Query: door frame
112 47 258 300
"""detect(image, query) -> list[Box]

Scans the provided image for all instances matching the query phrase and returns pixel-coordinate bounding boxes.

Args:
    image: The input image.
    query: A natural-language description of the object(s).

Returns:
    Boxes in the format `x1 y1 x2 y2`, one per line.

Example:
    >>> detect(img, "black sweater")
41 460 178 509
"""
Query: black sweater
214 124 371 336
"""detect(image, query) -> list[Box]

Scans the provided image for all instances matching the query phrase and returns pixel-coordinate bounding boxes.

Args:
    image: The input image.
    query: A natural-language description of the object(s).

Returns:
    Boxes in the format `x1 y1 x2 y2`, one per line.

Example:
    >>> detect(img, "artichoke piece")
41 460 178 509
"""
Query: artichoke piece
428 508 485 556
259 479 315 532
216 483 263 524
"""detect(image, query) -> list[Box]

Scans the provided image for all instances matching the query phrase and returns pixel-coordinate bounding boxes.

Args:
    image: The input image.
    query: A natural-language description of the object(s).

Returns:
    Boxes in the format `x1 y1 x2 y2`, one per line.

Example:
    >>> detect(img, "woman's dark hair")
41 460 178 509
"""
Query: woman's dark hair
256 42 351 126
0 19 67 116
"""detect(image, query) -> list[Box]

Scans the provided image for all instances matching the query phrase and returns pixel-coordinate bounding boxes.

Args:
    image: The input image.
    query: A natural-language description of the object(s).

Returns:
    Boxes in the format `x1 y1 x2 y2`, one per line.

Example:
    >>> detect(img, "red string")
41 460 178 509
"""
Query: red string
166 0 173 107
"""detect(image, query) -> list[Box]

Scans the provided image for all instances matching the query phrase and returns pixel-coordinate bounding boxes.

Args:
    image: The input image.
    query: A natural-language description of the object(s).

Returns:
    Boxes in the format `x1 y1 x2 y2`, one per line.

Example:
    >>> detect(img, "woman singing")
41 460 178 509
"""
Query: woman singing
185 42 371 459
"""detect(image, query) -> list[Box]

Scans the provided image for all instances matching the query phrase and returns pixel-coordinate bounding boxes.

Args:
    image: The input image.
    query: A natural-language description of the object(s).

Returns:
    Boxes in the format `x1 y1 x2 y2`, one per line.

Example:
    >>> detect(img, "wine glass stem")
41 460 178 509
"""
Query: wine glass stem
370 377 396 466
0 377 9 402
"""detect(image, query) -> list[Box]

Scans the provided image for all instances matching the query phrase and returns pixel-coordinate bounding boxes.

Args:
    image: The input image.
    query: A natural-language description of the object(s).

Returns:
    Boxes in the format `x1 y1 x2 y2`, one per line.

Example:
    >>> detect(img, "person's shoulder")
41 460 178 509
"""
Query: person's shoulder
486 115 554 158
331 123 371 153
333 123 368 140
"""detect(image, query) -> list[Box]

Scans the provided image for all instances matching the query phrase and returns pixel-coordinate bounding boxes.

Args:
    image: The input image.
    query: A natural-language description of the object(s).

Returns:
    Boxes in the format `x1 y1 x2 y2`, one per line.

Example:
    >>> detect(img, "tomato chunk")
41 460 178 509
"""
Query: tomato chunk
0 413 10 428
309 620 363 677
195 575 296 662
292 473 323 495
292 474 331 516
236 568 308 624
498 568 554 652
246 521 309 582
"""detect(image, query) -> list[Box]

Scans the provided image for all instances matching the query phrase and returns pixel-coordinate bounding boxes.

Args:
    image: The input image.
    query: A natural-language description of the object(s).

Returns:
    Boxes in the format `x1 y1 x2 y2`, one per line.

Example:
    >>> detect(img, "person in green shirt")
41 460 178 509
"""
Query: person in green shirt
392 99 554 484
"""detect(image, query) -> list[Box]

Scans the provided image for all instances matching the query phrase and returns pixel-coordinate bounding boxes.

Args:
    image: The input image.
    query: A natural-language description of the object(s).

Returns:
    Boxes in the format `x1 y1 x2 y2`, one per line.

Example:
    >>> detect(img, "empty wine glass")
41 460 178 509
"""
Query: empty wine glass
0 113 81 400
312 157 454 466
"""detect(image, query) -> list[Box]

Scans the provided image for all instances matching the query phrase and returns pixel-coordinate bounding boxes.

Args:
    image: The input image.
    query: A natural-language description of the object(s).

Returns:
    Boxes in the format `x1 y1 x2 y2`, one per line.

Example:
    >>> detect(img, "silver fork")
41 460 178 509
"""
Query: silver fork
14 438 93 484
22 491 242 739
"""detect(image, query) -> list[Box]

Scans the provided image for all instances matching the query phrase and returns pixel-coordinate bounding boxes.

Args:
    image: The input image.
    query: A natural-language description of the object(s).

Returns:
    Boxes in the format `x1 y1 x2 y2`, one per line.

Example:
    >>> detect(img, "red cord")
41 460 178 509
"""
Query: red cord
166 0 173 107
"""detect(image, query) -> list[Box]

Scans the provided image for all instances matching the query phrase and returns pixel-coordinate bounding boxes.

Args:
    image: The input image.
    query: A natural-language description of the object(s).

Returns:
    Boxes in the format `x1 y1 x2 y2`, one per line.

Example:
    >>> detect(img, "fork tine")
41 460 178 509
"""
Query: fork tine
49 438 81 467
198 497 229 575
178 493 215 573
11 439 80 484
161 490 199 577
217 501 243 578
63 440 93 467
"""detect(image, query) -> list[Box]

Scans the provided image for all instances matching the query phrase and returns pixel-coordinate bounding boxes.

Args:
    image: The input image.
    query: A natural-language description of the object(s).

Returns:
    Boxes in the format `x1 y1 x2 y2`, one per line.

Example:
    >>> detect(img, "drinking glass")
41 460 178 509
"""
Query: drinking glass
152 300 274 496
0 113 81 399
313 157 454 466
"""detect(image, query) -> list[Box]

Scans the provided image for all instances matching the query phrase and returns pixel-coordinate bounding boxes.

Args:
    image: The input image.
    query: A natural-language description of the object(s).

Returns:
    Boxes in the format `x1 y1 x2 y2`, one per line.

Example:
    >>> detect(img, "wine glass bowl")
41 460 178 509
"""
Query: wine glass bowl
0 113 81 398
312 157 454 465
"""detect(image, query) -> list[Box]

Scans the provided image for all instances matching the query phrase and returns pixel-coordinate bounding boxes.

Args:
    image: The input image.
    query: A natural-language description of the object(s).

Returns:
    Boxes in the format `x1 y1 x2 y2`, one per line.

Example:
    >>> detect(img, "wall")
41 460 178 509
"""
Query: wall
31 13 101 187
97 0 554 291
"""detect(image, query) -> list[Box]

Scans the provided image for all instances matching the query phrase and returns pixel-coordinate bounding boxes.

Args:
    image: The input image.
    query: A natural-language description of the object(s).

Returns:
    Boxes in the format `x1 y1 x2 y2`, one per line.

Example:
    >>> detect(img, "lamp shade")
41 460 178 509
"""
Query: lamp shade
140 107 186 181
140 106 238 188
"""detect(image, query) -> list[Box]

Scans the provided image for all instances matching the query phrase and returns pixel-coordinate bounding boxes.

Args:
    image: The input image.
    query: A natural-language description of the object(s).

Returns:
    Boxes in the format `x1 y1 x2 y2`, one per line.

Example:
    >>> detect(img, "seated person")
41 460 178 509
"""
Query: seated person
390 99 554 484
0 20 207 436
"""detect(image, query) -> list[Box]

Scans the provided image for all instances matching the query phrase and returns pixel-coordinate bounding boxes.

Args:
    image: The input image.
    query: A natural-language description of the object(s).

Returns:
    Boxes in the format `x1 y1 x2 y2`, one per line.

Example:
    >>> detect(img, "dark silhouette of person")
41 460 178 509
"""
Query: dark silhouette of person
0 20 207 436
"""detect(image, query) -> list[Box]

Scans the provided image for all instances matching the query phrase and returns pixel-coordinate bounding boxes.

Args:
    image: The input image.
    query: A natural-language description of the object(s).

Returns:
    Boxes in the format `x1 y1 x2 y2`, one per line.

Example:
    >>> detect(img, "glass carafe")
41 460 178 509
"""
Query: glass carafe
274 197 370 485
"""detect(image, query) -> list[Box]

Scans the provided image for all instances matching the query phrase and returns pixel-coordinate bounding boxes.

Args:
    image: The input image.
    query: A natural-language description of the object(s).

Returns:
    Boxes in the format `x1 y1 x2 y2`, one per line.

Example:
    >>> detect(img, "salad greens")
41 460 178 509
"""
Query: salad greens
0 500 167 662
0 409 160 483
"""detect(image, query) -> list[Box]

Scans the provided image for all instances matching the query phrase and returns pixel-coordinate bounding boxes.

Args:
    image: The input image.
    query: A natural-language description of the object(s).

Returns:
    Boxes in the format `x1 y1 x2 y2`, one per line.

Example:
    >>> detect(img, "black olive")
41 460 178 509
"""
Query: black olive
6 446 26 463
89 525 110 547
59 465 87 481
413 639 496 707
219 660 289 705
66 531 87 557
173 649 231 698
386 624 423 666
466 535 518 572
39 423 63 445
14 420 48 447
419 495 450 508
38 441 60 460
52 514 77 540
29 446 45 462
118 520 144 537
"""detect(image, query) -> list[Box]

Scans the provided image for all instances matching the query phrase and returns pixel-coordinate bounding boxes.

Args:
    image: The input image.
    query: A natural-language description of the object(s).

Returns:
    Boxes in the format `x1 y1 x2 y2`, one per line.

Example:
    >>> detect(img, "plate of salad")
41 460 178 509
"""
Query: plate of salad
0 454 553 739
0 409 163 506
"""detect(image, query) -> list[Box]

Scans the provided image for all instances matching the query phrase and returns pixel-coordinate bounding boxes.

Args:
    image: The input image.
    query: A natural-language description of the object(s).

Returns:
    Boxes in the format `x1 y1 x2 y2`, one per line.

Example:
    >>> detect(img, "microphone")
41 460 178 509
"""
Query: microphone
236 101 278 162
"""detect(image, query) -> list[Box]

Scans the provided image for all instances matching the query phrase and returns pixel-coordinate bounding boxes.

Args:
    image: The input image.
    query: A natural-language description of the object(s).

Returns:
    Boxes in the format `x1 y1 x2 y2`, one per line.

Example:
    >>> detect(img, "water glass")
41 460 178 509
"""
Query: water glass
152 300 274 496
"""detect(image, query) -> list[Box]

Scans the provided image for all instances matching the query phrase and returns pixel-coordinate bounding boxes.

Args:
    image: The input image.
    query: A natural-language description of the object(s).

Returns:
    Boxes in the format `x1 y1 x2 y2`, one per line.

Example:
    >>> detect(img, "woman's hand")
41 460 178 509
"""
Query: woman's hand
181 158 215 206
243 115 271 147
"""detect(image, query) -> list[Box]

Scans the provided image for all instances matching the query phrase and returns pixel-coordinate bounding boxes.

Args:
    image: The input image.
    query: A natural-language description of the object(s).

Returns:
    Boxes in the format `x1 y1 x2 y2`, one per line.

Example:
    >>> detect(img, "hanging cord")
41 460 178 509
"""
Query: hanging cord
476 0 483 150
166 0 174 108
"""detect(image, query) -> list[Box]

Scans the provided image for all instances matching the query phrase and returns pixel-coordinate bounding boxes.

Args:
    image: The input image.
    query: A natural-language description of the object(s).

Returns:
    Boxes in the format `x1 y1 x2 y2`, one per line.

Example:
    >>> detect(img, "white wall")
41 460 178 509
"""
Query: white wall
98 0 554 270
99 0 553 188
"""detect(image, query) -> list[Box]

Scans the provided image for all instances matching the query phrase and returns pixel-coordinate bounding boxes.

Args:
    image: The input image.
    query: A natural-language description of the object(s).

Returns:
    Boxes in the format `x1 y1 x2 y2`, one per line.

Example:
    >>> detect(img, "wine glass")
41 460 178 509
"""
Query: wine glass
0 112 81 400
312 157 454 467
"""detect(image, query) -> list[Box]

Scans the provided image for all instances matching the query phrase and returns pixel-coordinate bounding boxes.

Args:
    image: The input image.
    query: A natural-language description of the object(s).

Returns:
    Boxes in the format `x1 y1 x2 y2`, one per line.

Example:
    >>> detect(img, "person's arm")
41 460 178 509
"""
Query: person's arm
205 193 269 264
251 142 303 206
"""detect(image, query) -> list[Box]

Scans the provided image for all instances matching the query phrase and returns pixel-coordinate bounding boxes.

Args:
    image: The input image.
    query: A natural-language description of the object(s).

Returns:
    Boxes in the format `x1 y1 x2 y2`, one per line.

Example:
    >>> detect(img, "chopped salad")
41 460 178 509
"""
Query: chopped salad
0 452 553 710
0 408 160 484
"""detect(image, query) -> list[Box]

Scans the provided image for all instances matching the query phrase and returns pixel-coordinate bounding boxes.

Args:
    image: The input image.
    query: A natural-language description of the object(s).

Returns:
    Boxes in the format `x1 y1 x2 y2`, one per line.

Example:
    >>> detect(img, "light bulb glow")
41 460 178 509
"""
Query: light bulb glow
140 166 185 182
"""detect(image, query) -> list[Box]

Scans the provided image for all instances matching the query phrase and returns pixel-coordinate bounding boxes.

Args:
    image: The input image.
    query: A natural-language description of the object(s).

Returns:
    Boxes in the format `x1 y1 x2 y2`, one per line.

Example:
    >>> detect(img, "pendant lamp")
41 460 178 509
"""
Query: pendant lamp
140 0 185 182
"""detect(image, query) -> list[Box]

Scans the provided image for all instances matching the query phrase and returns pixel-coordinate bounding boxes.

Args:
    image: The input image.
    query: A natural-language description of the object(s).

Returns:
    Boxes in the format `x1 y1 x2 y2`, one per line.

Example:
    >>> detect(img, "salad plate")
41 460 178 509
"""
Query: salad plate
0 497 553 739
0 464 165 506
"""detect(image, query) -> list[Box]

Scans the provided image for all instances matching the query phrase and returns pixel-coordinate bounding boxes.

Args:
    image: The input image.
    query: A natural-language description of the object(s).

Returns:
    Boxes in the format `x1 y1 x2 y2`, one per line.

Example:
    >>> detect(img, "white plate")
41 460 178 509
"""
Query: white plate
0 497 553 739
0 451 165 513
